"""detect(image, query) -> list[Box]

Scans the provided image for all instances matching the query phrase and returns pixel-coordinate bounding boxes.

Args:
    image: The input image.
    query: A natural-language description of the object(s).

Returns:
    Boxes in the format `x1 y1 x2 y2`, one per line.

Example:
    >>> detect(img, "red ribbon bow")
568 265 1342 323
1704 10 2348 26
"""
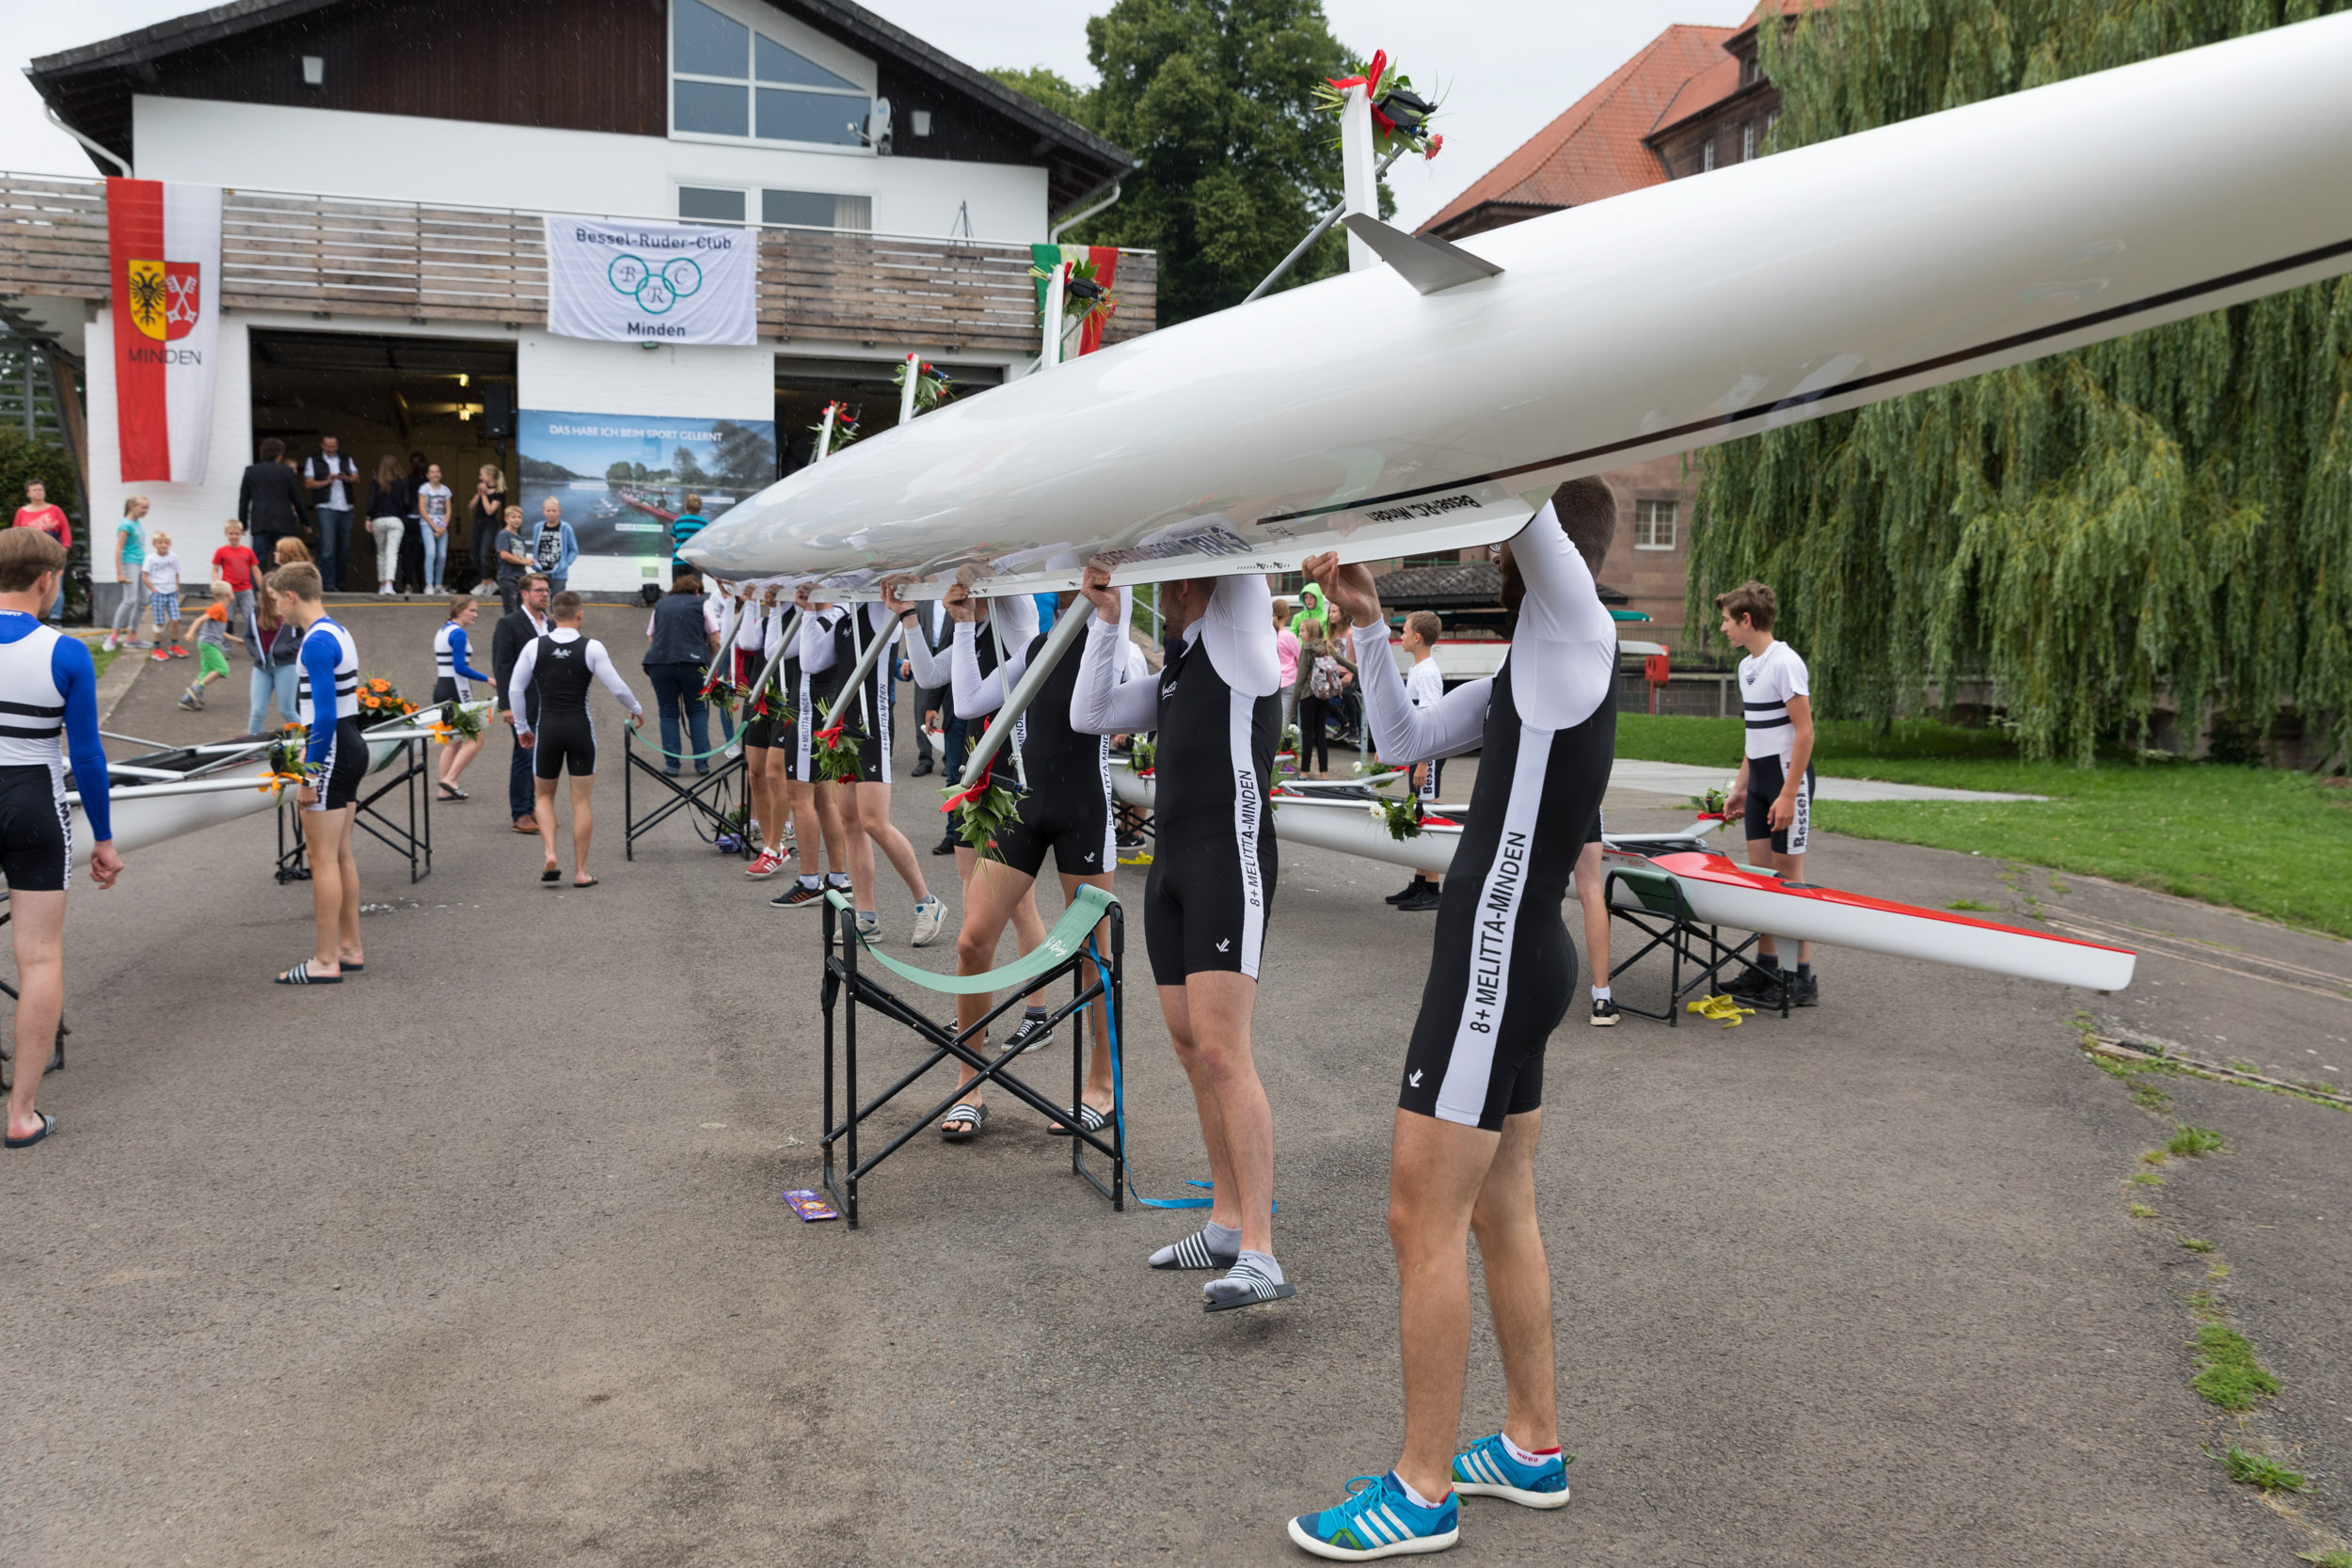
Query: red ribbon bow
1326 51 1394 132
940 757 995 814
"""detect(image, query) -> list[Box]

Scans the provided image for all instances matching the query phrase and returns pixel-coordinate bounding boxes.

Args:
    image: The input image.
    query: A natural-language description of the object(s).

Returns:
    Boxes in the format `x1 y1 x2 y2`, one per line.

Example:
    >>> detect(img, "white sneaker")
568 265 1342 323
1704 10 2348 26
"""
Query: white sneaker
910 895 946 947
855 911 882 942
101 634 118 653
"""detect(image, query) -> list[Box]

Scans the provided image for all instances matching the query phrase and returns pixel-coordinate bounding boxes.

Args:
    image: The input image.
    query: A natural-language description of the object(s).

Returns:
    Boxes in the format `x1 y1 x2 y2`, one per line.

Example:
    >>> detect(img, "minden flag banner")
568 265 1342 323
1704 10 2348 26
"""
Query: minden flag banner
106 179 222 483
544 216 757 346
1031 244 1120 356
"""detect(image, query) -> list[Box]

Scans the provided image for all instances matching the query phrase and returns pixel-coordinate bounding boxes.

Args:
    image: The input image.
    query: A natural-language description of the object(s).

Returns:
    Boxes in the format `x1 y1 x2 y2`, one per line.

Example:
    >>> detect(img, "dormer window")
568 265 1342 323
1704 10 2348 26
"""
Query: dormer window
671 0 872 150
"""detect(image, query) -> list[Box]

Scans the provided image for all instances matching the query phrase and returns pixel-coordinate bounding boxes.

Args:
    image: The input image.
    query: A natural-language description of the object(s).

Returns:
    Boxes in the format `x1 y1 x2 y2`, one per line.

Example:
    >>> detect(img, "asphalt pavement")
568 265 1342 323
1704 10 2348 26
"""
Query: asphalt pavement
8 600 2345 1566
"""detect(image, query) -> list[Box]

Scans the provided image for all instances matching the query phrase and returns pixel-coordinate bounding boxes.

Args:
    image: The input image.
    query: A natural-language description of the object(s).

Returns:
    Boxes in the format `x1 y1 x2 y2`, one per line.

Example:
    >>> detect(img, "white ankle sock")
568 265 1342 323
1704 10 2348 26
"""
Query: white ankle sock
1394 1473 1445 1509
1592 986 1612 1002
1501 1433 1554 1466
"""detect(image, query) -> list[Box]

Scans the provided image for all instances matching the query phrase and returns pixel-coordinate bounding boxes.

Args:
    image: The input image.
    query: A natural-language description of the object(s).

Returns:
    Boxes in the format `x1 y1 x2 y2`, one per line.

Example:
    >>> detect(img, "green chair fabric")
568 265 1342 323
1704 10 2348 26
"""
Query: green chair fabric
825 885 1118 995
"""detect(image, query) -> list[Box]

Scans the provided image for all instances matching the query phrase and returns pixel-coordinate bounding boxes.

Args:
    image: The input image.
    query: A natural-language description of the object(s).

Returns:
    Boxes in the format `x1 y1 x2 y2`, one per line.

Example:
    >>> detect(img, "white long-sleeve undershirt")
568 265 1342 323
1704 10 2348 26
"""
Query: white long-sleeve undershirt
1351 501 1616 763
947 594 1041 717
508 627 644 733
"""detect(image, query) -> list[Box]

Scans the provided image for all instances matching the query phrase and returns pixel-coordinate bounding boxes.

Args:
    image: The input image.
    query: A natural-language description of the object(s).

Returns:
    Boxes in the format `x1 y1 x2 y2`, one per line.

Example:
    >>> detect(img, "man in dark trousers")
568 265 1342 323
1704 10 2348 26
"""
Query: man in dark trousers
237 437 308 566
490 573 552 832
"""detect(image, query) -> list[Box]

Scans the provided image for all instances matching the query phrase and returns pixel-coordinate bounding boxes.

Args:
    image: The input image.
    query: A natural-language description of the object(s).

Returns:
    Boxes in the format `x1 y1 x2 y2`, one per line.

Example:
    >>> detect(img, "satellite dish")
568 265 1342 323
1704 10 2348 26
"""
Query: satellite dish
863 97 893 155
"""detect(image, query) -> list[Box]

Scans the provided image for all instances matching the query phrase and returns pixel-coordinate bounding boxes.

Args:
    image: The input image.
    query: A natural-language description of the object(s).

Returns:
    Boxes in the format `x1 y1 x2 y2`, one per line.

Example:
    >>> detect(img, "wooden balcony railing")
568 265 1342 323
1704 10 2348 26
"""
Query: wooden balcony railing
0 172 1155 355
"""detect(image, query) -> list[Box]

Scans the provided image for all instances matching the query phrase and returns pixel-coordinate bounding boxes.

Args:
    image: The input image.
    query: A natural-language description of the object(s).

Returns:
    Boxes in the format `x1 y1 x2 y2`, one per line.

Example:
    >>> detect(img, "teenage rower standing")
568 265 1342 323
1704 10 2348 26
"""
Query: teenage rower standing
0 530 121 1148
274 562 368 985
508 591 644 888
1285 481 1619 1560
431 594 490 800
1071 565 1290 1312
739 587 790 879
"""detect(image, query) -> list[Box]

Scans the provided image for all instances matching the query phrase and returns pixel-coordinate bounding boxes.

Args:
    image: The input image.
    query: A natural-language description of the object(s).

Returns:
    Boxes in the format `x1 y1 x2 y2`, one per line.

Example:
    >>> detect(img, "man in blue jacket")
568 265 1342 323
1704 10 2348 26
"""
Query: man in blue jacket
530 498 580 595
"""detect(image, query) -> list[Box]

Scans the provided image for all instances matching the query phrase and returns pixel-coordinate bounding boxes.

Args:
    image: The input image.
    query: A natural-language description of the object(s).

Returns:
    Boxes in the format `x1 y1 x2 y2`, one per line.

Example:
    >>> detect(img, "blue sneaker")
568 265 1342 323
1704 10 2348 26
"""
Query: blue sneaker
1287 1471 1459 1560
1450 1433 1570 1509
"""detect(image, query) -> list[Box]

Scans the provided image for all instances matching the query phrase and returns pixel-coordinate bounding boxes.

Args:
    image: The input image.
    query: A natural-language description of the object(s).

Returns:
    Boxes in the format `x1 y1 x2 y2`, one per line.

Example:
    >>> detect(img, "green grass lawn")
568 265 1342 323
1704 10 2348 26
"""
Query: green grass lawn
89 643 116 683
1614 715 2352 940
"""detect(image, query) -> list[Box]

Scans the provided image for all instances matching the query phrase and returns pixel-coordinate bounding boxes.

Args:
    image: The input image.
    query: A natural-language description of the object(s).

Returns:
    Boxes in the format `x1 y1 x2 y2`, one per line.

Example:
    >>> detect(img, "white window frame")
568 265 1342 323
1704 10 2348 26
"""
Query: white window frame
668 0 877 156
1741 121 1756 162
673 181 876 233
1701 138 1716 174
1633 499 1678 551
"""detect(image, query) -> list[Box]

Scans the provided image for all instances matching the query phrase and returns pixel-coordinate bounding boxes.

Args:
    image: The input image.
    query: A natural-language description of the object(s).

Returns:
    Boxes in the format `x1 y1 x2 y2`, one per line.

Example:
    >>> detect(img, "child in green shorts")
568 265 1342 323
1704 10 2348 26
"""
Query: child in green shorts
178 580 234 711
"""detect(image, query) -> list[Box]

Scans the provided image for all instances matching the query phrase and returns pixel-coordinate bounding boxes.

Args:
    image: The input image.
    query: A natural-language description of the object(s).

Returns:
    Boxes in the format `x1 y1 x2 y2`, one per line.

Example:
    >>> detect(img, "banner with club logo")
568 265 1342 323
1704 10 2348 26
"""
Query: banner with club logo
106 179 222 483
543 216 758 346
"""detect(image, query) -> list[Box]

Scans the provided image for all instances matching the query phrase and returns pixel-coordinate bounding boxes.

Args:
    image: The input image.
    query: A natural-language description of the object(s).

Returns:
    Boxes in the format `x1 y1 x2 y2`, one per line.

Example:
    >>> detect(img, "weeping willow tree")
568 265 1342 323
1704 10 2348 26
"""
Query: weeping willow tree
1688 0 2352 764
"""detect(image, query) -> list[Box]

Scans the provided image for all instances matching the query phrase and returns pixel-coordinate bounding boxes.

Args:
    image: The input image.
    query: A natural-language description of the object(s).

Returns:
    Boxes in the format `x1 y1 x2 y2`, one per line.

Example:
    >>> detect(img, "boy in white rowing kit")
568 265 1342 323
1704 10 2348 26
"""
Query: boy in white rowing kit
0 531 122 1148
1716 579 1819 1008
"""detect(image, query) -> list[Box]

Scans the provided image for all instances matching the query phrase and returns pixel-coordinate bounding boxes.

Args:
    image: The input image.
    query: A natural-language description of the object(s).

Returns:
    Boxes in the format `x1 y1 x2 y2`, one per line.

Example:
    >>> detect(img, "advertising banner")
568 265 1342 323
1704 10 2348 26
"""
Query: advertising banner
106 179 222 483
543 215 758 346
516 410 776 591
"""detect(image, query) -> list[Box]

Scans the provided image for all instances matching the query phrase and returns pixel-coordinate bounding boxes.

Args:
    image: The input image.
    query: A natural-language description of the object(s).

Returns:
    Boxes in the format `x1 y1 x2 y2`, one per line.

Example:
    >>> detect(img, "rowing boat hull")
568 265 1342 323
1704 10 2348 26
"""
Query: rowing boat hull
1608 848 2137 991
689 15 2352 593
70 732 416 866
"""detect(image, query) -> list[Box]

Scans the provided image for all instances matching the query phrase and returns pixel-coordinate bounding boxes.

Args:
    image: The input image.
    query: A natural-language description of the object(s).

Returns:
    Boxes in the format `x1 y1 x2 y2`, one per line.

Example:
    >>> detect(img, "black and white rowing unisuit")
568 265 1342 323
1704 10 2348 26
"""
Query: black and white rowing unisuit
0 611 110 891
1355 501 1618 1130
1072 576 1281 984
953 598 1115 880
507 626 644 781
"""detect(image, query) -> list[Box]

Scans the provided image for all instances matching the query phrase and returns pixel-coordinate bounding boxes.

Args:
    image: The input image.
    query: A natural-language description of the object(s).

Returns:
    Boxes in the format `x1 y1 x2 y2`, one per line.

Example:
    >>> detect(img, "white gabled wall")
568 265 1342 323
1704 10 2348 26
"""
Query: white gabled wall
87 311 254 586
131 97 1051 244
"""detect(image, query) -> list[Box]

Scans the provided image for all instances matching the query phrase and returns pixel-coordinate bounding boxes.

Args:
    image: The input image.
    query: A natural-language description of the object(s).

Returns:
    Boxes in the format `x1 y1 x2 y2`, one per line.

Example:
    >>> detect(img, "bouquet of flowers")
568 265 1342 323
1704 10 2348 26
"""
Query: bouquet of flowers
1373 793 1423 843
1690 787 1735 832
435 700 484 742
942 757 1021 862
892 358 956 414
267 721 309 783
812 718 863 784
1030 256 1118 339
812 402 861 457
1312 50 1443 159
356 676 418 725
1127 736 1155 774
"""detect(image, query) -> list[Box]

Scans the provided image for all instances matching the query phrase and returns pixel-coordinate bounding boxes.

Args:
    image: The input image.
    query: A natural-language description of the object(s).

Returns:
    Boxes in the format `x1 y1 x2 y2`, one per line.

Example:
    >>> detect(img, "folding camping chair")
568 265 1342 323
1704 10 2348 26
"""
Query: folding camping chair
818 886 1125 1227
1603 862 1788 1025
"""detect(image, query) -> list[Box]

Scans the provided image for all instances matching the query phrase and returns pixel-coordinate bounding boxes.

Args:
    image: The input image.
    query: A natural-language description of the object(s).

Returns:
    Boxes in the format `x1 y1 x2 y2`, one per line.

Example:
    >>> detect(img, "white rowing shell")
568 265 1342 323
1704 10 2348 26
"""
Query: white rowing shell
70 730 421 865
689 14 2352 594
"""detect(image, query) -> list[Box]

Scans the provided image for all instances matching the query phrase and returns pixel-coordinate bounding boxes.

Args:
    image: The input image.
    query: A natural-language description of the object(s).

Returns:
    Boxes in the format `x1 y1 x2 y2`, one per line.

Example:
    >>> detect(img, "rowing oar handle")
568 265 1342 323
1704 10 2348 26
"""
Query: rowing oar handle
958 595 1092 786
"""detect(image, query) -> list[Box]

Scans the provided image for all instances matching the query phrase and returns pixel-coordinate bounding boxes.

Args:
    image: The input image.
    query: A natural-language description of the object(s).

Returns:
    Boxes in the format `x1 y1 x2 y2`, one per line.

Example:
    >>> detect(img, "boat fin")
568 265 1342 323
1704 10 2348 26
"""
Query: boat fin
1340 215 1503 294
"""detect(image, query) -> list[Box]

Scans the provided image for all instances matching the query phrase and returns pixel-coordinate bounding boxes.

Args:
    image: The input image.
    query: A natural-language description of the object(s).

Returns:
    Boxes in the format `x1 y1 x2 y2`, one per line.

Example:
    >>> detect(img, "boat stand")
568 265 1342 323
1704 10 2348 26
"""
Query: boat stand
0 892 67 1090
621 730 751 861
1603 863 1788 1025
275 736 435 885
820 886 1125 1228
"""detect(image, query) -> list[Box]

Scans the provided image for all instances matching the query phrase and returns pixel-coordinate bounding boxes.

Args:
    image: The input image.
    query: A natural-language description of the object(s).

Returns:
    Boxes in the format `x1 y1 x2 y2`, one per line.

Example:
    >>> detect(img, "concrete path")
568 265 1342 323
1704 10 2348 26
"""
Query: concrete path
7 620 2341 1566
1607 756 2047 803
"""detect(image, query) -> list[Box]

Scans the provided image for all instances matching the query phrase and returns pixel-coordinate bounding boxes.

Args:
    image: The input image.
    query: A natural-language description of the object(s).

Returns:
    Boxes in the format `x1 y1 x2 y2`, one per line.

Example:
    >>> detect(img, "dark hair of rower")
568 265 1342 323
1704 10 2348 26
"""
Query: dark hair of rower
549 590 584 623
1500 477 1615 627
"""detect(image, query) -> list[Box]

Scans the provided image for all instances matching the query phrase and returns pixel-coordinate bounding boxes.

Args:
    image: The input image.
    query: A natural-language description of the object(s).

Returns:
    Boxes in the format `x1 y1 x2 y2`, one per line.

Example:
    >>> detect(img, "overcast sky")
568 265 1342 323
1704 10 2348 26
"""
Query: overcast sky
0 0 1757 229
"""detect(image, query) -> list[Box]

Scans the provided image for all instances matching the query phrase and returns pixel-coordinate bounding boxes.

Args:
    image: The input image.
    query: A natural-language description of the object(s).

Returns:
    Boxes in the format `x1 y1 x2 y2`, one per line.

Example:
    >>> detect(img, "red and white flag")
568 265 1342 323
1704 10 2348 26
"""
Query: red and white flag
106 179 222 483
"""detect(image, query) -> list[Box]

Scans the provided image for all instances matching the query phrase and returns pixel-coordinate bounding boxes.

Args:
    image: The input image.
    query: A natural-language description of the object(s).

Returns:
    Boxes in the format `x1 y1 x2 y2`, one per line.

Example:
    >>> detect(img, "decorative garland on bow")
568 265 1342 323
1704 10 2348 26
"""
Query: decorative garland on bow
1029 257 1119 338
942 756 1022 862
893 358 956 414
1126 736 1155 775
1373 792 1424 842
812 402 860 455
812 719 863 784
1312 50 1443 159
1688 787 1736 832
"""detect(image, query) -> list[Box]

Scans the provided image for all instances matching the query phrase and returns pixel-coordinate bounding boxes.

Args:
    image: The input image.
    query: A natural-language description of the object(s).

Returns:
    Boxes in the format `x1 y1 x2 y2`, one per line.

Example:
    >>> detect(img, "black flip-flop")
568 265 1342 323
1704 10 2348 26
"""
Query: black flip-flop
1046 1102 1112 1137
341 961 364 974
275 960 342 985
4 1111 56 1148
938 1101 987 1142
540 865 562 883
572 877 599 888
1203 1279 1297 1313
437 785 468 801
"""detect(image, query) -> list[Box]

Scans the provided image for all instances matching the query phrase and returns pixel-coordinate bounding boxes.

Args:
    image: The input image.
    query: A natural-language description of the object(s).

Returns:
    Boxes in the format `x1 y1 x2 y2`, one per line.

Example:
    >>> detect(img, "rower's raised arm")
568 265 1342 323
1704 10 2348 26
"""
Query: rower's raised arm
1070 610 1158 735
1349 620 1488 764
1511 500 1615 646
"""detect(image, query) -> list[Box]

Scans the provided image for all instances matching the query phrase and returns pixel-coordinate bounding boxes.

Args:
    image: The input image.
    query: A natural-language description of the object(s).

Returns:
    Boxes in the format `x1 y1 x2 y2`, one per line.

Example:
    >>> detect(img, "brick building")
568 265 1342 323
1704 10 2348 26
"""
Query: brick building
1416 2 1824 644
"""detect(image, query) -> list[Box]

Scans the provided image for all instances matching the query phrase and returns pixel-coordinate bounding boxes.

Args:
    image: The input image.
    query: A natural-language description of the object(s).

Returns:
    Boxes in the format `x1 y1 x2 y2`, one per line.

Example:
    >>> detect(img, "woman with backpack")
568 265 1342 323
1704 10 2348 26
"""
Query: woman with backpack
1292 632 1356 779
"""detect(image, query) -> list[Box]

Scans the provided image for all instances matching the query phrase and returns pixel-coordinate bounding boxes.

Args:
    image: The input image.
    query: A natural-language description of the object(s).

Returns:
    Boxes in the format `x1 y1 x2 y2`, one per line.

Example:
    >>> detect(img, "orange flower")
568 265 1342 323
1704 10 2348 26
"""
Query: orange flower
370 679 390 692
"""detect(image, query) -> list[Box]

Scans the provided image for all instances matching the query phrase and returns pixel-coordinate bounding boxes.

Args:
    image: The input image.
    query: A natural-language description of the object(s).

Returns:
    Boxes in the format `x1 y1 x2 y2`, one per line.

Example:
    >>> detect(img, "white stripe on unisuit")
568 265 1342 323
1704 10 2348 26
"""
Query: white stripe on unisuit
1227 688 1266 978
1094 736 1115 869
1435 721 1554 1126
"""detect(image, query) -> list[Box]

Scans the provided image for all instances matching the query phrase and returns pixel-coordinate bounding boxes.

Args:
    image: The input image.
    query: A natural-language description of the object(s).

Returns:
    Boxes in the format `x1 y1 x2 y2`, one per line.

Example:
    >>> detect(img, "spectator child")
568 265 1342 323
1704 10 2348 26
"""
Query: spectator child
178 581 234 711
143 532 186 660
105 495 151 652
416 462 454 594
212 518 260 628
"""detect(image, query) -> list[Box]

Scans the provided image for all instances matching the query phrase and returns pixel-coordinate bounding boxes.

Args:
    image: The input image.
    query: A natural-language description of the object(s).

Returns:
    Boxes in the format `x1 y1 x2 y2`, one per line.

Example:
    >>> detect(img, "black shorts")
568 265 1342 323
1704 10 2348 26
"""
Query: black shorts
1585 808 1604 846
1417 757 1444 803
309 716 368 813
430 676 475 706
852 724 891 784
532 715 597 781
741 713 779 751
1142 830 1277 986
0 764 71 892
1396 875 1572 1132
993 776 1114 880
1744 754 1814 855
